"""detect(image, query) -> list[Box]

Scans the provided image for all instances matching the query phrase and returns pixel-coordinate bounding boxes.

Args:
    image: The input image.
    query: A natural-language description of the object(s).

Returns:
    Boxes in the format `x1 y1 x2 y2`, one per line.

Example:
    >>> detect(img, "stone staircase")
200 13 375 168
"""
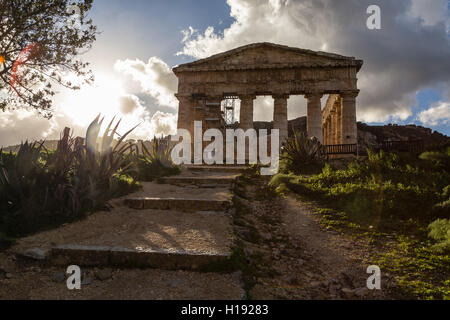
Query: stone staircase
12 166 245 272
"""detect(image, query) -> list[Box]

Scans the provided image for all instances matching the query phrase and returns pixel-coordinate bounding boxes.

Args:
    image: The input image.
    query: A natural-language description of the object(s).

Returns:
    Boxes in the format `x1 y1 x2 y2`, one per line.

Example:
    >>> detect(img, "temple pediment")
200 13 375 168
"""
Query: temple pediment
173 42 363 74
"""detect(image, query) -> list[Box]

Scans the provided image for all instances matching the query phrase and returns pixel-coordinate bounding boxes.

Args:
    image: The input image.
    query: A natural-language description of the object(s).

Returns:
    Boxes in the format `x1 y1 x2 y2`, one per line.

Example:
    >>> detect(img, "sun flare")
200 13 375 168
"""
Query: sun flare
59 73 126 127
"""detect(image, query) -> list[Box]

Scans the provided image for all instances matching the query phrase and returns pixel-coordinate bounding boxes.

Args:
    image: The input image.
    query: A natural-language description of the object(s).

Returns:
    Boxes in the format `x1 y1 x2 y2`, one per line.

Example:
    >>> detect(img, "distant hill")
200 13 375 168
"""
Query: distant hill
2 117 448 152
356 122 449 147
2 140 60 153
253 116 449 149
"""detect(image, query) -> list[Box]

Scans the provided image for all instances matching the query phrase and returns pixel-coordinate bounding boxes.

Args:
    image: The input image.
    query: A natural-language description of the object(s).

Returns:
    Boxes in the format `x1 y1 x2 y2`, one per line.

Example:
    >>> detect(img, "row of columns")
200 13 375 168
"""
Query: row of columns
323 92 358 145
240 94 289 144
176 91 358 146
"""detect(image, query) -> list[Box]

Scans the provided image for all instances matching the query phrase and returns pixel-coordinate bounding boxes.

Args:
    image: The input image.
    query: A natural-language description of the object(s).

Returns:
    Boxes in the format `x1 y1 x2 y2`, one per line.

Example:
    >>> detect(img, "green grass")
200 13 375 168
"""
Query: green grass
375 235 450 299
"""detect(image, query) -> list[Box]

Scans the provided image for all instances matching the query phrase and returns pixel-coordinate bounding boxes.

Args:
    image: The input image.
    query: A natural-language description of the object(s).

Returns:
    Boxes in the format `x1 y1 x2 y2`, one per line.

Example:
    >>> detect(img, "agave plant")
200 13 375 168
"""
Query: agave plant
141 137 174 167
0 141 45 207
0 115 140 236
137 137 180 181
73 115 138 207
281 131 327 174
0 141 53 234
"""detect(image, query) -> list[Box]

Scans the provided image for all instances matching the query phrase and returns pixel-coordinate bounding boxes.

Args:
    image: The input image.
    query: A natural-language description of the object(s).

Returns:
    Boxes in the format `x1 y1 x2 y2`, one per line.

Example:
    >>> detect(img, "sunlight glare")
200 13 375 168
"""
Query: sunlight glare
60 73 127 127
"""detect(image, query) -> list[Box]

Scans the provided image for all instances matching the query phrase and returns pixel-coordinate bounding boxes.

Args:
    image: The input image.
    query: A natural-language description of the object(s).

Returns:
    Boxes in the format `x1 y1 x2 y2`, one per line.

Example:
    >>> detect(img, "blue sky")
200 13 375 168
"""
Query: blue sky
86 0 234 68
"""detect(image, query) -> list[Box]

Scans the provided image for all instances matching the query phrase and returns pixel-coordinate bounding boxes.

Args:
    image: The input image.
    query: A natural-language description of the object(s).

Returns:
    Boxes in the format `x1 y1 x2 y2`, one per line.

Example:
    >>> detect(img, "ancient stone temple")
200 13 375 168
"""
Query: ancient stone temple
173 42 363 153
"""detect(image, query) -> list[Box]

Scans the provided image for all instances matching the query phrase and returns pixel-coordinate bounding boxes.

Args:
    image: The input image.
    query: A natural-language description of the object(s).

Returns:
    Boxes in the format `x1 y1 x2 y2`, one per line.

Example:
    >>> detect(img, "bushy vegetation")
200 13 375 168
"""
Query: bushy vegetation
270 146 450 299
280 131 327 174
0 116 179 238
272 149 449 229
133 139 180 181
428 219 450 254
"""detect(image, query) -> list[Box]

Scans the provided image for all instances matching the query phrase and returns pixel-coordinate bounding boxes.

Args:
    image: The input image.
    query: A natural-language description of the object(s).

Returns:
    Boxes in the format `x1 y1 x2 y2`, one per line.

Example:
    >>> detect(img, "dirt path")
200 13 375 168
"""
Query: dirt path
235 184 397 299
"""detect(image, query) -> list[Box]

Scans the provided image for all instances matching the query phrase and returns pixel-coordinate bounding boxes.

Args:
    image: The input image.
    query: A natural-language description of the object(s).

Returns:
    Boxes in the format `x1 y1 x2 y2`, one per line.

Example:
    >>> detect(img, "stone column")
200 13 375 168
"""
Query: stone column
336 100 343 144
330 110 337 145
239 95 256 130
273 94 289 145
176 94 194 137
340 90 359 145
329 117 334 145
305 92 323 143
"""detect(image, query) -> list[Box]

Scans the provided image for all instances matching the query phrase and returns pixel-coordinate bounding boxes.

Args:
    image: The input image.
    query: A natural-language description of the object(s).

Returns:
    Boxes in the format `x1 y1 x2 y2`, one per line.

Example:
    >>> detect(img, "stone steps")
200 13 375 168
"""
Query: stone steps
13 208 234 272
185 165 246 174
48 245 231 271
11 170 239 276
160 175 237 187
124 197 231 212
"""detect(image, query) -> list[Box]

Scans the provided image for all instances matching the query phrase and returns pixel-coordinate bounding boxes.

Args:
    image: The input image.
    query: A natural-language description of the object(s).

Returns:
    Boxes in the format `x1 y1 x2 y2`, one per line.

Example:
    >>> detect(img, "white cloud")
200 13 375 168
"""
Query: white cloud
418 101 450 126
0 109 58 147
150 111 177 138
114 57 178 109
119 94 141 114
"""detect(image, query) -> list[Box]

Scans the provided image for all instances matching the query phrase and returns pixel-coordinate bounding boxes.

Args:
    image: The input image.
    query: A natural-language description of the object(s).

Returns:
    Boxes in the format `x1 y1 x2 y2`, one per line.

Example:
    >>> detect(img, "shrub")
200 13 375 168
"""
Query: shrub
0 115 139 236
270 149 448 229
428 219 450 253
71 115 138 208
136 139 180 181
419 147 450 171
432 185 450 218
280 131 327 174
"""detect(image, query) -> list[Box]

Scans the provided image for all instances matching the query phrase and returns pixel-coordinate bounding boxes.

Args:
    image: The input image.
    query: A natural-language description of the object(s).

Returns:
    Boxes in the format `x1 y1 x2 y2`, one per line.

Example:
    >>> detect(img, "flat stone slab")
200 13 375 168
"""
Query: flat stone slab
124 197 231 212
49 245 230 270
12 207 233 271
161 174 238 187
126 181 232 201
185 165 246 174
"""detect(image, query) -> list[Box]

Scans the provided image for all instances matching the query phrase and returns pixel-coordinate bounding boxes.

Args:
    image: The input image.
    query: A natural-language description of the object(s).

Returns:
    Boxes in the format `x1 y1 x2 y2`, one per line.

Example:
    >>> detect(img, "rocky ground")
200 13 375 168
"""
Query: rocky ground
0 256 244 300
232 176 402 299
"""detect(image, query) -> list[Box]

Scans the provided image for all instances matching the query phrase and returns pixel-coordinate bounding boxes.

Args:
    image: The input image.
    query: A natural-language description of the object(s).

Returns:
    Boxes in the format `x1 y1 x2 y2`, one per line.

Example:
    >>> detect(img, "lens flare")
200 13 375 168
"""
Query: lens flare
10 42 40 88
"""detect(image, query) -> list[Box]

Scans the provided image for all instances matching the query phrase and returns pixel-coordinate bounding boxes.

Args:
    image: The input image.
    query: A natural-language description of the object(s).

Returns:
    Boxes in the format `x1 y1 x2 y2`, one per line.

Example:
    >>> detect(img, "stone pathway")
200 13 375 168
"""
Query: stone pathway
0 167 246 300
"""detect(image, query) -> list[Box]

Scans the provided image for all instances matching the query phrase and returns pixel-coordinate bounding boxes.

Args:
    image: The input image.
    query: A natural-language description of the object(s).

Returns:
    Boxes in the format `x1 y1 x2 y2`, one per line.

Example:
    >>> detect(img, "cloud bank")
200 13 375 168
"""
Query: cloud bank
418 101 450 127
176 0 449 123
114 57 178 109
